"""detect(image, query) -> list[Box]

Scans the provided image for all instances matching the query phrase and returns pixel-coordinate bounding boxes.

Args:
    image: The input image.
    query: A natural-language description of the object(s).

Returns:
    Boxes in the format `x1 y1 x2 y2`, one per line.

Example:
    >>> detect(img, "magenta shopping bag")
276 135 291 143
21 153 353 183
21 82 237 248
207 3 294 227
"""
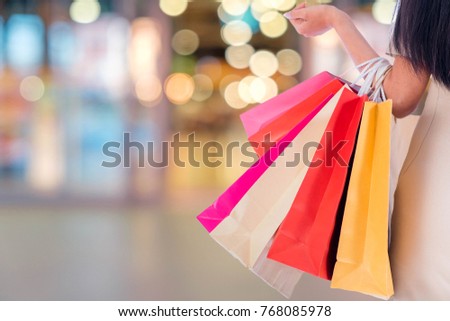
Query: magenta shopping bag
196 94 335 233
240 71 336 138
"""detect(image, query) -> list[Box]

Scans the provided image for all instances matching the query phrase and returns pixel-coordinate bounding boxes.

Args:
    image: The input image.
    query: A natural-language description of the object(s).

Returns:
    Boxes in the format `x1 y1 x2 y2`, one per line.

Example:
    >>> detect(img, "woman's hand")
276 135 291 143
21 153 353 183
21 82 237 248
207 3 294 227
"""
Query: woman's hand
284 3 430 118
284 3 340 37
285 2 379 68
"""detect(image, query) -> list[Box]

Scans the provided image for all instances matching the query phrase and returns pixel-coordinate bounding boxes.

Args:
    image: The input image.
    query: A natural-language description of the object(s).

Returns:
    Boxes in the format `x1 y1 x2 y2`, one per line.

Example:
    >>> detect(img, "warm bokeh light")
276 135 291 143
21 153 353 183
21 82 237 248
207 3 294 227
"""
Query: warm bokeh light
224 81 248 109
171 29 200 56
221 20 252 46
238 75 257 103
20 75 45 102
192 74 214 102
217 4 234 24
222 0 250 16
159 0 188 17
256 77 278 103
265 0 296 11
225 44 255 69
277 49 302 76
69 0 101 24
238 75 278 104
249 77 267 103
249 50 279 77
129 18 161 83
251 0 271 21
219 74 242 97
259 10 288 38
164 73 195 105
135 75 163 107
195 56 223 86
372 0 396 25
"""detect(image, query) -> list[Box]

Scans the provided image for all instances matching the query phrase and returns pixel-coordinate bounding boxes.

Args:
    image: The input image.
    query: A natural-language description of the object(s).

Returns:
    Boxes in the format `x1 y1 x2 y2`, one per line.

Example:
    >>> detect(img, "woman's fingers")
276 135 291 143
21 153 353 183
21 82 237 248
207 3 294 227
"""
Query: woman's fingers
284 9 307 20
284 2 307 20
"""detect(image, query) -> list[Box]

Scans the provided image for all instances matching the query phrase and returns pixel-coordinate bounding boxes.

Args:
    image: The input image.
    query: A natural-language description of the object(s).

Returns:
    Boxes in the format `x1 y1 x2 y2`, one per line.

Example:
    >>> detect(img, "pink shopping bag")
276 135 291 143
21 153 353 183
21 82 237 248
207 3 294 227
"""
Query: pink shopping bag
240 71 336 138
197 92 337 232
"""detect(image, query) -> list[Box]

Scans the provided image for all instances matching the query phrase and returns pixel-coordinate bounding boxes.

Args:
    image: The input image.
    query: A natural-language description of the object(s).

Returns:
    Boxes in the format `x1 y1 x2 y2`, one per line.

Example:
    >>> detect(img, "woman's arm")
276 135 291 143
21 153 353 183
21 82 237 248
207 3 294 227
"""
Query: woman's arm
285 4 430 118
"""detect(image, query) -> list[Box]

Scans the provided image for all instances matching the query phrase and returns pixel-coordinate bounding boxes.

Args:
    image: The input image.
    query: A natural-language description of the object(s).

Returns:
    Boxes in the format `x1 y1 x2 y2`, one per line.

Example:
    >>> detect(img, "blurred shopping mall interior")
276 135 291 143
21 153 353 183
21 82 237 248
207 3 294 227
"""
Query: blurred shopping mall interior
0 0 395 300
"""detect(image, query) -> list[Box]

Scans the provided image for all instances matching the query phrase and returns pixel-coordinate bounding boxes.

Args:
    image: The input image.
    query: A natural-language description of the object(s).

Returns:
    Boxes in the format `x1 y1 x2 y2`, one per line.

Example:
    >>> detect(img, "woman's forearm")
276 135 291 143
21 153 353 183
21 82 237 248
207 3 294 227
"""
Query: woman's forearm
286 4 430 117
329 7 430 118
328 7 379 69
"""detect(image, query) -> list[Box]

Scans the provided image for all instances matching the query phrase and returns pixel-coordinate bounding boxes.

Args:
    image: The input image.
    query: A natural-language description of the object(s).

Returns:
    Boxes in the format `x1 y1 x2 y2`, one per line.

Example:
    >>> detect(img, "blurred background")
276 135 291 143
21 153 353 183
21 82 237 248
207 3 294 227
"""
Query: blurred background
0 0 396 300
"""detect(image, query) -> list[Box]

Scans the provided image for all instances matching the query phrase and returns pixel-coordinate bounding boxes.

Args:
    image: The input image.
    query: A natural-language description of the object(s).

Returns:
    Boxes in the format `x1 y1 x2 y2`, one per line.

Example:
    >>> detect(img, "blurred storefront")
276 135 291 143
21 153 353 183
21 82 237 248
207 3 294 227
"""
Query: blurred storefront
0 0 395 206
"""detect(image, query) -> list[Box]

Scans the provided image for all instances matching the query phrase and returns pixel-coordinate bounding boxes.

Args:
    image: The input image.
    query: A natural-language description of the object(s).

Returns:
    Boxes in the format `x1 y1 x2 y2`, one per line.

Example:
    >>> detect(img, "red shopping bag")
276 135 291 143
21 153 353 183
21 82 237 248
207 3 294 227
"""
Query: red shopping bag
267 88 366 280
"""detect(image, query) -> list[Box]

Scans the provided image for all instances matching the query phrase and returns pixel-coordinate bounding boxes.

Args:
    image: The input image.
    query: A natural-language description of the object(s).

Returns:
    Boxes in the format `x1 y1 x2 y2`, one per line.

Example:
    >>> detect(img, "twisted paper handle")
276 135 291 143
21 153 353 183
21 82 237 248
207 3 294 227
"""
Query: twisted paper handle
340 56 392 102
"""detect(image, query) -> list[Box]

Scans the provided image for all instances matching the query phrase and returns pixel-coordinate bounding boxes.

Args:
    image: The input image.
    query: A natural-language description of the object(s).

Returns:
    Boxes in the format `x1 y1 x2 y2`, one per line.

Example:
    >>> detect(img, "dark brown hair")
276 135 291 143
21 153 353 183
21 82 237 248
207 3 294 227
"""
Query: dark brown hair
392 0 450 88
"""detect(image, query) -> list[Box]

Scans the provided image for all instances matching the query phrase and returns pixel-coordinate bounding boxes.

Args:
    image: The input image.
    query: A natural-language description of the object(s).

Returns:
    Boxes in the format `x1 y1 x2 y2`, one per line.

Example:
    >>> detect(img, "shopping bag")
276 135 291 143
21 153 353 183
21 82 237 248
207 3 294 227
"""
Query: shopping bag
246 78 344 157
330 100 394 300
267 88 366 280
240 71 336 138
209 87 349 297
197 89 339 233
251 236 303 298
210 86 350 269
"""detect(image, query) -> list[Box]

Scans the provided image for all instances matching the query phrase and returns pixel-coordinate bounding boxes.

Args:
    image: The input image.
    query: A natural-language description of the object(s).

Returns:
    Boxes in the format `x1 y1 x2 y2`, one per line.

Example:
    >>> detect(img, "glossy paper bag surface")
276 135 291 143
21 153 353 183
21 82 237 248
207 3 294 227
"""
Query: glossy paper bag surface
197 86 340 233
267 88 366 280
210 87 349 269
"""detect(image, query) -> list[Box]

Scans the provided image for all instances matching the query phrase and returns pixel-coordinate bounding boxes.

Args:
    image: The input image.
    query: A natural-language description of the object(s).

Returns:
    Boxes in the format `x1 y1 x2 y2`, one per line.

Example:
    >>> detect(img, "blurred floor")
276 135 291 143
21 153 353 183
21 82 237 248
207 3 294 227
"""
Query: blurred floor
0 188 376 301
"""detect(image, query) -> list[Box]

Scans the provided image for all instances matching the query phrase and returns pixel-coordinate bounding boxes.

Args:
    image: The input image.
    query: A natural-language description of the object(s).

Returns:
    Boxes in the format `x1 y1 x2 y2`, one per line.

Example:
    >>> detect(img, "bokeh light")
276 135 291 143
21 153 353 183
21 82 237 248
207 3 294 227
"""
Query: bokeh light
256 77 278 102
238 75 278 104
249 50 279 77
5 14 45 73
225 81 248 109
222 0 250 16
159 0 188 17
171 29 200 56
221 20 252 46
372 0 396 25
195 56 223 86
135 75 163 107
164 73 195 105
219 74 242 97
259 11 288 38
225 44 255 69
69 0 101 24
250 77 278 103
238 75 257 103
276 49 302 76
20 75 45 102
251 0 271 21
217 4 235 24
129 18 161 83
265 0 296 11
192 74 214 102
